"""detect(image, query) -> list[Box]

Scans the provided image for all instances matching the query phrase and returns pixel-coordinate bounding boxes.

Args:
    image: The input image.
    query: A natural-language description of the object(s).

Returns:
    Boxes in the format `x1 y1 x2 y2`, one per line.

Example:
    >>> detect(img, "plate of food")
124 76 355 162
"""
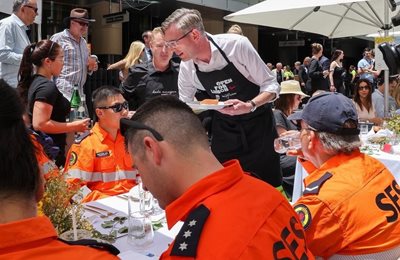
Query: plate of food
186 99 227 110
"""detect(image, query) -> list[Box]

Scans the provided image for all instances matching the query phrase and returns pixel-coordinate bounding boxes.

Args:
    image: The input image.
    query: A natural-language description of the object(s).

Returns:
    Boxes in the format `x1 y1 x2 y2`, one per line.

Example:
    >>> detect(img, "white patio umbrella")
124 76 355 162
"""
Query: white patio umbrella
224 0 398 39
225 0 398 116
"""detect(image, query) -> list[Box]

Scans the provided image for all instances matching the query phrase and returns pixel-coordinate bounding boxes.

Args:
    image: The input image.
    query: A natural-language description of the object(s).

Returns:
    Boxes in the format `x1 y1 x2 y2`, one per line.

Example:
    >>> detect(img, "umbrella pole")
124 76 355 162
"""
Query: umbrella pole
384 0 390 118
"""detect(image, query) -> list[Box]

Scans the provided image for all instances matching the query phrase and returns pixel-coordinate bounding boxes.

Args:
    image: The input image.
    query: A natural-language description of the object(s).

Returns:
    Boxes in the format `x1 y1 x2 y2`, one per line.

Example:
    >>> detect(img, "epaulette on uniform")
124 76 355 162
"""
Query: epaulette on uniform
303 172 333 195
58 238 120 255
170 204 210 257
74 131 92 144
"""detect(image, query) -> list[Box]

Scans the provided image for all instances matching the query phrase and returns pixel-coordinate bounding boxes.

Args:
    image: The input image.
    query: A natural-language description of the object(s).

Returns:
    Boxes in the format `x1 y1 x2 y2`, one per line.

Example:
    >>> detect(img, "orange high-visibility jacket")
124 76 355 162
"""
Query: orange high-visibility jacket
0 216 118 259
161 160 314 260
295 150 400 258
64 123 136 202
30 133 58 179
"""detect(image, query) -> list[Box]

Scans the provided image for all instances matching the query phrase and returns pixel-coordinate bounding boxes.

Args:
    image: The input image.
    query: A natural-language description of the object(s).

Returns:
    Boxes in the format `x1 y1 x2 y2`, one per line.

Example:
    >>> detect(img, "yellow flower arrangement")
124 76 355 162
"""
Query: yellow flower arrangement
39 168 92 235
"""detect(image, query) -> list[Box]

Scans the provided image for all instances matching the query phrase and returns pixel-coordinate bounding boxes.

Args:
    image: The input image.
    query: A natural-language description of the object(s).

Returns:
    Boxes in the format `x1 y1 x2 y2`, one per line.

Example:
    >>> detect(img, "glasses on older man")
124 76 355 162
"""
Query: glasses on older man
165 29 193 49
24 5 38 14
97 101 129 113
73 20 89 27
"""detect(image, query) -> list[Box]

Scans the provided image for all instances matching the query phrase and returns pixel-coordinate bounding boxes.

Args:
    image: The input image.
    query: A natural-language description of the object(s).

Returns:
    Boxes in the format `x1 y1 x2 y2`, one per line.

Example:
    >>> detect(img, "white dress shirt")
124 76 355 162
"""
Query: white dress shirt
178 33 280 102
0 14 30 88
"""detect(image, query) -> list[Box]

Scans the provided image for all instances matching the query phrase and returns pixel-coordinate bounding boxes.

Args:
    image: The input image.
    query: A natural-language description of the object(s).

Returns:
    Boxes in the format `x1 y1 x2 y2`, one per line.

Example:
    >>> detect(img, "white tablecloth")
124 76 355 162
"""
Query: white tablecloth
83 196 182 259
292 151 400 203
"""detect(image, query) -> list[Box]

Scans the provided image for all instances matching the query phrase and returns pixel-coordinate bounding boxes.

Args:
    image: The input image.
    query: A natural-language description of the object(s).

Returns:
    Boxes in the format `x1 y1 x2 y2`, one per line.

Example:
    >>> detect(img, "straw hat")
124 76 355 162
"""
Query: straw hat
280 80 309 97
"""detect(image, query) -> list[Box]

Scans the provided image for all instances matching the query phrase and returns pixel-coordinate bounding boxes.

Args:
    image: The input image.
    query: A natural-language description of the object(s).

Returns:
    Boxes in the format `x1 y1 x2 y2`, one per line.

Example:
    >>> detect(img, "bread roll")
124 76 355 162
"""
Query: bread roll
200 99 219 105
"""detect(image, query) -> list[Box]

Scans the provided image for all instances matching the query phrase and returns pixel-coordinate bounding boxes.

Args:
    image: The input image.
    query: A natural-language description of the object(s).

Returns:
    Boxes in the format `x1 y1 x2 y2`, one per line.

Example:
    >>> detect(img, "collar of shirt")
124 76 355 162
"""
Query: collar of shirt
92 123 122 144
165 159 243 229
10 13 29 29
304 150 361 186
63 29 83 43
148 60 177 75
193 33 226 68
0 216 57 250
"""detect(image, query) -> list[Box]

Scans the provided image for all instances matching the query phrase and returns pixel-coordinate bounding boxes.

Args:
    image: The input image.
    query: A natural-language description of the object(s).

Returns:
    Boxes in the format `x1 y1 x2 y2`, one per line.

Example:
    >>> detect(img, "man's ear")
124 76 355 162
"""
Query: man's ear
143 136 162 166
308 130 317 150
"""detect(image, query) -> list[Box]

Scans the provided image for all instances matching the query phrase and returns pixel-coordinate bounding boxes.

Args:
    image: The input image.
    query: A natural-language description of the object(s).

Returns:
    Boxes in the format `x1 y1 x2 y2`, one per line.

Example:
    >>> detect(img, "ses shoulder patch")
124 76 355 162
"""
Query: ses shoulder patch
69 152 78 166
294 204 312 230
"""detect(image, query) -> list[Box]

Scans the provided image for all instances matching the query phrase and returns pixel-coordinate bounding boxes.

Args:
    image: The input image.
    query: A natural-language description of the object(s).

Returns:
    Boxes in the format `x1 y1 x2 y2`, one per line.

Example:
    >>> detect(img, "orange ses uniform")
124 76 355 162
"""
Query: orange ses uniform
64 123 136 202
0 216 118 259
161 160 314 260
294 150 400 259
30 133 58 179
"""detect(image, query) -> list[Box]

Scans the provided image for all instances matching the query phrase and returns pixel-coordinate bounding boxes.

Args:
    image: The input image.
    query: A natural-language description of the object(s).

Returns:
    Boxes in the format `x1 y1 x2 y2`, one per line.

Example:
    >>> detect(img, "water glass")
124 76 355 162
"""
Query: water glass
139 184 153 214
274 131 301 153
359 123 369 135
127 211 154 248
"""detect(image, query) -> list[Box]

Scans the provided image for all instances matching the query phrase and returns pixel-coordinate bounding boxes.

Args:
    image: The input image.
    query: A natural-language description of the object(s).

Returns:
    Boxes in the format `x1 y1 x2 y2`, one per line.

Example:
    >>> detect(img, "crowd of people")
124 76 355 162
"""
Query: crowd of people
1 1 400 259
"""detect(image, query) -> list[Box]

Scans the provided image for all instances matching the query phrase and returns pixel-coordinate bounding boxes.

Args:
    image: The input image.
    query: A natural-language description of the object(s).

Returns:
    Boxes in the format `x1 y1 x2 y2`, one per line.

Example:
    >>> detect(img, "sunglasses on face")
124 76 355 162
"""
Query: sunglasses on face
120 118 164 141
358 86 369 91
97 101 129 113
24 5 38 14
73 20 89 27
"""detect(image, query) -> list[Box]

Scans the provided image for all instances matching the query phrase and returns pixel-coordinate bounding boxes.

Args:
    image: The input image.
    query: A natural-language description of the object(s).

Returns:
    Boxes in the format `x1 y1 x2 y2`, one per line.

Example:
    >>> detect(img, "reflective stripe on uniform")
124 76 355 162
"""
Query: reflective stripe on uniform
66 169 137 182
41 161 58 176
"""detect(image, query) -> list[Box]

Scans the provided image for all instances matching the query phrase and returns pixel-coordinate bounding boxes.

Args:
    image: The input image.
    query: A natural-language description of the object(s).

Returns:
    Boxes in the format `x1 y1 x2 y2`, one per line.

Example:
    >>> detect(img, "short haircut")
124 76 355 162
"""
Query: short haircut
13 0 29 13
124 95 209 156
142 30 152 39
92 86 124 109
311 43 323 55
150 27 163 42
161 8 205 35
0 79 40 199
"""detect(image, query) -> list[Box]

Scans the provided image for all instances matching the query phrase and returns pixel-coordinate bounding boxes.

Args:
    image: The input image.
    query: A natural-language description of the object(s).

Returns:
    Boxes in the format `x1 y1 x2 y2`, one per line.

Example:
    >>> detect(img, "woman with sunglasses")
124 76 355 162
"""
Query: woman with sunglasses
18 39 90 167
352 79 382 125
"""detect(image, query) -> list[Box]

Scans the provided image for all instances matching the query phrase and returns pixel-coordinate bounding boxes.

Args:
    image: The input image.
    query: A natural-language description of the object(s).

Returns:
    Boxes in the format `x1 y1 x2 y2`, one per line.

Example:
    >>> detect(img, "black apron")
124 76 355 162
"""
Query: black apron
194 37 282 187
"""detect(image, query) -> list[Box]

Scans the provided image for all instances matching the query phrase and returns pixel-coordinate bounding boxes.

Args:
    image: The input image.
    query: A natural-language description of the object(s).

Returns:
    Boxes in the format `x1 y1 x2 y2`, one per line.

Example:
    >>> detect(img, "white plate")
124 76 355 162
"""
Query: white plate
186 101 226 110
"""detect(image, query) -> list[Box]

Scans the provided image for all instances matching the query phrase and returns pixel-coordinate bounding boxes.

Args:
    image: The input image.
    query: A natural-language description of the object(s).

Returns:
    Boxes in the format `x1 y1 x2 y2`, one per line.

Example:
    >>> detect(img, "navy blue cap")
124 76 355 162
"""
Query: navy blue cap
288 92 360 135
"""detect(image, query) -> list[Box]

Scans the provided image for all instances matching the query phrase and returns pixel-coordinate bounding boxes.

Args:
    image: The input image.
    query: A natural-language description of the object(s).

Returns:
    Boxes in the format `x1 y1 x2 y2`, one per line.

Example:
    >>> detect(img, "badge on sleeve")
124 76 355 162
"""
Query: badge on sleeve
69 152 77 166
294 204 312 230
170 204 210 257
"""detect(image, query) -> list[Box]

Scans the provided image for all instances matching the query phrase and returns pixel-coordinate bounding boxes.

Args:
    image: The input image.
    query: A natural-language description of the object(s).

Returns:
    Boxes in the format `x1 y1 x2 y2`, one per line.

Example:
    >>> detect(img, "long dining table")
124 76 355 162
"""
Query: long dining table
291 149 400 203
83 195 182 259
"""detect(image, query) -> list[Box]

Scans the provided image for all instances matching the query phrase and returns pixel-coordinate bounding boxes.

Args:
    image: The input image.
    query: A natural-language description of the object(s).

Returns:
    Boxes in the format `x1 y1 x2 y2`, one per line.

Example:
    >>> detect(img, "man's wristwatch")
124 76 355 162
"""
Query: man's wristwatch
247 100 257 112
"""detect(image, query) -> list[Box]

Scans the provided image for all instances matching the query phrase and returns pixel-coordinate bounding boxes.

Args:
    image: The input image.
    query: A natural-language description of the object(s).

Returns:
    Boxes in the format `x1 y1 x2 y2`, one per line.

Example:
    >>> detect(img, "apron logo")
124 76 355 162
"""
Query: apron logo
211 78 233 94
96 151 110 158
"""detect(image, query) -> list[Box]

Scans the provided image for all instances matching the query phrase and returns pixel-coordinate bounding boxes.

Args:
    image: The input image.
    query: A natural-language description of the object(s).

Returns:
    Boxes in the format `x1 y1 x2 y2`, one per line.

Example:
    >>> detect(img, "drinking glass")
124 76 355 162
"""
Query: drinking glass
359 124 369 135
127 211 154 248
274 131 301 153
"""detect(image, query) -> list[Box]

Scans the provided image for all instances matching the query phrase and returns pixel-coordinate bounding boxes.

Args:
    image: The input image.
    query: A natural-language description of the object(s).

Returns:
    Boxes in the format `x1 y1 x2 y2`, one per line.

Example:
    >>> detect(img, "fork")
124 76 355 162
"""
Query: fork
84 205 116 218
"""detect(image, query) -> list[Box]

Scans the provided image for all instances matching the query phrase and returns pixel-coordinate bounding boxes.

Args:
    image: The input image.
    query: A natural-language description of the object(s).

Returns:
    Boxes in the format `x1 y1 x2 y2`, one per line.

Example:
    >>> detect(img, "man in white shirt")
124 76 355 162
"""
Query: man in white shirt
0 0 37 88
161 8 284 192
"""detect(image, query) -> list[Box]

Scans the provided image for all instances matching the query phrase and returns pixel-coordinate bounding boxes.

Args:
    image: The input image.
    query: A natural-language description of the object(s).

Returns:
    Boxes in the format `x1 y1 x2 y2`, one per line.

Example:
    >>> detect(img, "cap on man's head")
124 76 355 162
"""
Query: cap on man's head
287 92 359 135
67 8 95 23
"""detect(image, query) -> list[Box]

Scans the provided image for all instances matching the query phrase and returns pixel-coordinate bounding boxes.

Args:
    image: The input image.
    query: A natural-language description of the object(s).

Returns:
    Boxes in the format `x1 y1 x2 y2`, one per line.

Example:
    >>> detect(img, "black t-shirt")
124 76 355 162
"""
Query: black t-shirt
28 74 70 154
122 60 179 110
